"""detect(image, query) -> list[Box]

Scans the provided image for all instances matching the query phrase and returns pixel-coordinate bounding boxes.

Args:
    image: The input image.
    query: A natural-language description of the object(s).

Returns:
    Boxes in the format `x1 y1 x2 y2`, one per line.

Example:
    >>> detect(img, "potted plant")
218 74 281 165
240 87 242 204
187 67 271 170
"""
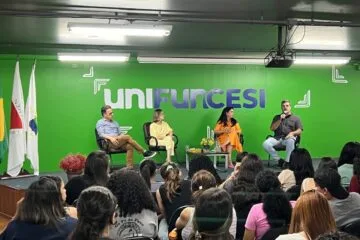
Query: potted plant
200 137 215 152
59 153 86 180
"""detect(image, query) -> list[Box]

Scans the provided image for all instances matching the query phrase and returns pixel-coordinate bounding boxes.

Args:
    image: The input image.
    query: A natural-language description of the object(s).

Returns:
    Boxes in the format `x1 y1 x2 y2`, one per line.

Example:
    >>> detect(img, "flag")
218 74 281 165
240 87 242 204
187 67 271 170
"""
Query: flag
25 62 39 175
7 61 25 177
0 85 8 161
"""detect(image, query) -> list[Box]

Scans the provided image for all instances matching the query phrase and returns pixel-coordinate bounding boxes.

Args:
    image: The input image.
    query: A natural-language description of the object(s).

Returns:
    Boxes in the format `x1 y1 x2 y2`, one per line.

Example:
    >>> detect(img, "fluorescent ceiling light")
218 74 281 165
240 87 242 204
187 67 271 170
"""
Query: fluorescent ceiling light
68 22 172 37
294 57 351 65
137 57 264 64
57 53 130 62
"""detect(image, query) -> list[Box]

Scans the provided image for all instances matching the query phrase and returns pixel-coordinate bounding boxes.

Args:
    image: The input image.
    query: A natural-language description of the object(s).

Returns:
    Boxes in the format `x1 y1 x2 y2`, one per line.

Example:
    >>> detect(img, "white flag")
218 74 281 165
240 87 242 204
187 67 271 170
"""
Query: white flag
25 62 39 175
7 61 26 177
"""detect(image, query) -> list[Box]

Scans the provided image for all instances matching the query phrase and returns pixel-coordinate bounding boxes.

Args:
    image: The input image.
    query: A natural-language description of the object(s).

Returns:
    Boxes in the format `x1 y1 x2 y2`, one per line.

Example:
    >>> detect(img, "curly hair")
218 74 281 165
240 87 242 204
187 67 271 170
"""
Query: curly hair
188 155 222 184
160 162 181 200
216 107 237 127
256 170 292 228
70 186 117 240
107 168 156 217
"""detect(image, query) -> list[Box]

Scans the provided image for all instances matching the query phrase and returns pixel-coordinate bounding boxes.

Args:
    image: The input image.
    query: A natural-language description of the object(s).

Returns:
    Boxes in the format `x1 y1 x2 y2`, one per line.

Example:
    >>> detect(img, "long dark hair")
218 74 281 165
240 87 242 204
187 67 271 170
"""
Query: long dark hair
15 177 67 227
289 148 314 185
338 142 360 167
140 159 157 189
256 170 292 228
84 151 110 186
317 157 337 171
188 155 222 184
232 153 263 212
160 162 181 200
107 169 156 217
217 107 237 127
71 186 117 240
191 188 233 240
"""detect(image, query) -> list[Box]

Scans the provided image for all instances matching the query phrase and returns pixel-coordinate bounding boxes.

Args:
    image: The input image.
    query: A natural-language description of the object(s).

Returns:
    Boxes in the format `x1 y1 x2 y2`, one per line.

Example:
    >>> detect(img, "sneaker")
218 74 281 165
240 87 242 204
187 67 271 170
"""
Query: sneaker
277 159 285 168
143 150 157 159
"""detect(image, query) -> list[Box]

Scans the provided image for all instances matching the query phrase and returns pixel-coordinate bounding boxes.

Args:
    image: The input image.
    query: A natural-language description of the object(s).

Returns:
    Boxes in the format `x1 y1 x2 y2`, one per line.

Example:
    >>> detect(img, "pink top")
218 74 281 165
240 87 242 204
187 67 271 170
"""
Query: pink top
245 201 296 240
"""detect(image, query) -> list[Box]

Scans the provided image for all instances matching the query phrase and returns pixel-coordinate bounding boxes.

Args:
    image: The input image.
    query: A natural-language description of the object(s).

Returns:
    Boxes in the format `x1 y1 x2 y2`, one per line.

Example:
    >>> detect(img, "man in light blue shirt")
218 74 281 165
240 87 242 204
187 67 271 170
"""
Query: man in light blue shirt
96 105 156 168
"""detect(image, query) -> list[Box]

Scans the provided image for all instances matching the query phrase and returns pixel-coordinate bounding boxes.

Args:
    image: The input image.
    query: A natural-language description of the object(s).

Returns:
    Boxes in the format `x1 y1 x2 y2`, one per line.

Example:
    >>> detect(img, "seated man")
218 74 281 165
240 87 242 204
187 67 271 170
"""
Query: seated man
262 100 303 168
96 105 156 168
314 168 360 228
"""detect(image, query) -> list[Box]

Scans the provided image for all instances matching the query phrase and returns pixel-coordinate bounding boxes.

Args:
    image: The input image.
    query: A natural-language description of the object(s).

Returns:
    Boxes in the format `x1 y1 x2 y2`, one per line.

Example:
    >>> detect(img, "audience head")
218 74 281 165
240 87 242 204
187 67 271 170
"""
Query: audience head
153 108 164 122
289 191 336 240
160 162 182 200
235 151 248 163
314 168 349 200
15 177 66 227
191 170 217 203
139 159 157 189
43 175 66 202
71 186 117 240
107 168 156 217
234 153 264 184
338 142 360 167
217 107 237 126
192 188 233 240
84 150 110 186
188 155 222 184
318 157 338 171
289 148 314 185
255 170 292 228
232 153 263 212
101 105 113 120
316 232 360 240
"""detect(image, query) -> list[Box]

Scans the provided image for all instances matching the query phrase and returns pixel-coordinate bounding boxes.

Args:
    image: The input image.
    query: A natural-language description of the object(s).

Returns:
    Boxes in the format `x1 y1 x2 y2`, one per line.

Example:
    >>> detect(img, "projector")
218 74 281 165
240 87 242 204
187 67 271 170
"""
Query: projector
265 51 294 68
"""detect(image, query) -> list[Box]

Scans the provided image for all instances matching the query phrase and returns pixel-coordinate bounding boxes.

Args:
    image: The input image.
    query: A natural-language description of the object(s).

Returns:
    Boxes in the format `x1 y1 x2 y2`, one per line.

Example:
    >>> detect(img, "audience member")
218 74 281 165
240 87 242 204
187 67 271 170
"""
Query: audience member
277 191 336 240
231 154 263 239
70 186 117 240
278 148 314 200
150 109 175 163
244 170 294 240
318 157 338 171
314 168 360 228
176 170 237 240
156 162 192 238
45 175 77 218
189 188 234 240
0 177 76 240
338 142 360 186
65 150 110 205
214 107 243 168
107 168 158 239
140 159 157 189
188 154 222 184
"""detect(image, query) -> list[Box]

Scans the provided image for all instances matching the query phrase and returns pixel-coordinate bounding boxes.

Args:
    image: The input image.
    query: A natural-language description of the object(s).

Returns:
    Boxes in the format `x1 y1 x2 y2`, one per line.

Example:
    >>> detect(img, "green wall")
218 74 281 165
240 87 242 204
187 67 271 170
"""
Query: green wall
0 56 359 173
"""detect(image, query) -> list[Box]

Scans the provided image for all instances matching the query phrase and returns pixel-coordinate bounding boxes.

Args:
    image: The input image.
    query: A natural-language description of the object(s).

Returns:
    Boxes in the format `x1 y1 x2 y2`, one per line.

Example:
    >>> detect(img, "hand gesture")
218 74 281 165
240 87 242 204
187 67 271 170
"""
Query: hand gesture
285 132 294 139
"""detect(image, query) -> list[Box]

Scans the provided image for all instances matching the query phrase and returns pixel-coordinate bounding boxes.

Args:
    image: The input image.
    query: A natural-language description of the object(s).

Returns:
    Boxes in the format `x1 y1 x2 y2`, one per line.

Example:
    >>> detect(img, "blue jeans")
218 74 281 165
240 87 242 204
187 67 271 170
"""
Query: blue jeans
262 136 296 162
